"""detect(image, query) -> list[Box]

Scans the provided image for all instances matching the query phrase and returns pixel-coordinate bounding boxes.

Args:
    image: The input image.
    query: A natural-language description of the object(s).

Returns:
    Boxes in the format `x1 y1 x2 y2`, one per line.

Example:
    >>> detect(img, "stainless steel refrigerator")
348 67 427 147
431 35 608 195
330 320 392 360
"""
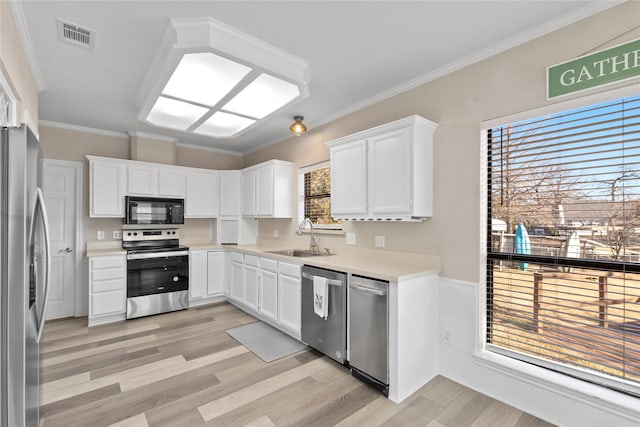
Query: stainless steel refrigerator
1 125 52 427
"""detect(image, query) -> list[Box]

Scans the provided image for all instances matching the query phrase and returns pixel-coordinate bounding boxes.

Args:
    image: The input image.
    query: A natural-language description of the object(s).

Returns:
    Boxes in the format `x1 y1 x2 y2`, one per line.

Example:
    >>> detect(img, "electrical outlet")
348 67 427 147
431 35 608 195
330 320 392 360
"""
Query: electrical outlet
97 230 104 241
113 230 123 240
273 229 279 237
442 329 451 344
346 232 356 245
375 235 385 248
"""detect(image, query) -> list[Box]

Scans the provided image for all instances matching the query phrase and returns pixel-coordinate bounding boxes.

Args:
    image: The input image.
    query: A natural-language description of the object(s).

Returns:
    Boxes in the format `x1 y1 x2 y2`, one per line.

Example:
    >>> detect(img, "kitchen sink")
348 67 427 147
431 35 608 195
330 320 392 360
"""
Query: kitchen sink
265 249 332 257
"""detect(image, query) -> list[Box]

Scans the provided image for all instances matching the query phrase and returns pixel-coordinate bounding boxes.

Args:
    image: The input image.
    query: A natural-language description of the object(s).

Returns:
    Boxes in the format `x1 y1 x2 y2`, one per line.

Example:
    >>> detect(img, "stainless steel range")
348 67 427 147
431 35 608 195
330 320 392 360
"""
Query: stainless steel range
123 229 189 319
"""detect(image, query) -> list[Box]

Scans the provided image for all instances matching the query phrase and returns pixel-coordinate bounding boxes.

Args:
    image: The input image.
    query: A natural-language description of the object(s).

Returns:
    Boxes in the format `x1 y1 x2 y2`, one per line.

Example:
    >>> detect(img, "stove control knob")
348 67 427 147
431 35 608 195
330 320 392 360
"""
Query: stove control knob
173 276 179 282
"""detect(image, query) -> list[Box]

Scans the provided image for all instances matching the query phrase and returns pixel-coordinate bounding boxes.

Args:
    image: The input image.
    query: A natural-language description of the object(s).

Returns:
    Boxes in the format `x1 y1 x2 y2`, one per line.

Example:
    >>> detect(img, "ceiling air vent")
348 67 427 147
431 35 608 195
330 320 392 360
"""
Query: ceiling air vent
56 18 95 50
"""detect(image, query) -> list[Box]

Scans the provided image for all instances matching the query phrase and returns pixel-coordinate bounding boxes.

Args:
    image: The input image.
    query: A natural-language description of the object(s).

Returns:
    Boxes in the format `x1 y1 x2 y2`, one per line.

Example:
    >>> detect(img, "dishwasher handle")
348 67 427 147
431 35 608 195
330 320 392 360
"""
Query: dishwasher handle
302 272 343 287
350 283 386 296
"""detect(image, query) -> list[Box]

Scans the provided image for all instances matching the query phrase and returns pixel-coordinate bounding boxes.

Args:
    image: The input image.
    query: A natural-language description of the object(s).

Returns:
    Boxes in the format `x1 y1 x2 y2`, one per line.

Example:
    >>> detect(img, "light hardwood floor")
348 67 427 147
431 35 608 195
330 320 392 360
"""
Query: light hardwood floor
41 302 553 427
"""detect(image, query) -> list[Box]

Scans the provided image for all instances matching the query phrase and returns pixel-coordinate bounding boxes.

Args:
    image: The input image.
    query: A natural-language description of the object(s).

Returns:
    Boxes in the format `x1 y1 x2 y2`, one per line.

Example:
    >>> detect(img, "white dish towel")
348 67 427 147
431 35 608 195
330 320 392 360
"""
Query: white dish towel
313 276 329 320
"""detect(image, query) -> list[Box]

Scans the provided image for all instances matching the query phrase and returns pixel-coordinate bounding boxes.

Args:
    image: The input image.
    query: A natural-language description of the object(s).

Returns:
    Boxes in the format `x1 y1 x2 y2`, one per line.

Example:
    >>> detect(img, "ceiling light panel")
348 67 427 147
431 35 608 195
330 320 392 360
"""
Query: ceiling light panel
162 53 252 107
137 17 310 140
222 74 301 119
194 111 256 137
146 96 208 130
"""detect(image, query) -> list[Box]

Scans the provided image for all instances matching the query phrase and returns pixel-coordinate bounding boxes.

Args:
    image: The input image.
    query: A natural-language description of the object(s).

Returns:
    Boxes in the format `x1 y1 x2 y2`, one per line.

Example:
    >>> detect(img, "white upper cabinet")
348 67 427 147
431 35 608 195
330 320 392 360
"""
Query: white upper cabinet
185 168 218 218
256 165 275 216
127 164 185 198
88 156 127 217
330 139 367 217
241 160 294 218
127 164 157 196
219 170 241 216
327 115 437 221
369 127 413 216
158 168 185 198
241 168 256 217
87 156 292 219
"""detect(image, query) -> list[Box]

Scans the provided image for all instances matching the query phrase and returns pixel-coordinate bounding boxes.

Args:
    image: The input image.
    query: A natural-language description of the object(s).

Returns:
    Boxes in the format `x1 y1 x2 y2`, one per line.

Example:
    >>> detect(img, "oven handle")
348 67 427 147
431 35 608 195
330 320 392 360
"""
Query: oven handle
127 250 189 260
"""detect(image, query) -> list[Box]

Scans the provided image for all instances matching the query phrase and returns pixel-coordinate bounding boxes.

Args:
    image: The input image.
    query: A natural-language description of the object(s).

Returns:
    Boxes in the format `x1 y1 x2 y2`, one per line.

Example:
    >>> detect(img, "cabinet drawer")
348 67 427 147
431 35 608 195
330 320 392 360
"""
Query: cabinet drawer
91 267 124 282
245 255 259 267
278 262 301 278
92 278 125 293
230 252 244 263
91 290 125 316
91 256 125 269
260 258 277 272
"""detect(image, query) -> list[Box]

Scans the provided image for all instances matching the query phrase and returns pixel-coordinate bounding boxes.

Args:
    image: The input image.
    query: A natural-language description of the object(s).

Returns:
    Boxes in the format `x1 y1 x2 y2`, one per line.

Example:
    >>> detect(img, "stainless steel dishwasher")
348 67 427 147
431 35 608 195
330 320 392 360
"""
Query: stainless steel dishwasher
349 275 389 396
301 266 347 364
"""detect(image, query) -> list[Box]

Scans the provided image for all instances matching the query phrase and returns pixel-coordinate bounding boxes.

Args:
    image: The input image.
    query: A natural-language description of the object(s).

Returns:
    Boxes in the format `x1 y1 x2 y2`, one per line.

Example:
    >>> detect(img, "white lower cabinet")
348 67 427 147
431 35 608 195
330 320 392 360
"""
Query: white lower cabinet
207 251 224 295
88 254 126 326
189 249 225 306
243 256 260 312
259 258 278 322
277 262 301 337
189 250 206 300
224 252 300 339
229 252 244 302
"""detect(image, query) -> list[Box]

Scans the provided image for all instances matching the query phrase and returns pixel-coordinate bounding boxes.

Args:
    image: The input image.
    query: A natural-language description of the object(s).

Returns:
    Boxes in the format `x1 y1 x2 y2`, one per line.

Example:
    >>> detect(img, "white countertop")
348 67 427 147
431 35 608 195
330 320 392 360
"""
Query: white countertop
86 240 440 282
232 245 439 282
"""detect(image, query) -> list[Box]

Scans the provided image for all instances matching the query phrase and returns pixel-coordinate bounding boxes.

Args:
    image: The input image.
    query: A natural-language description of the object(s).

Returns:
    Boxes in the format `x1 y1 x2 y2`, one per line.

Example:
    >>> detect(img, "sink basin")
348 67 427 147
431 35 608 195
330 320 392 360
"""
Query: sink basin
265 249 331 257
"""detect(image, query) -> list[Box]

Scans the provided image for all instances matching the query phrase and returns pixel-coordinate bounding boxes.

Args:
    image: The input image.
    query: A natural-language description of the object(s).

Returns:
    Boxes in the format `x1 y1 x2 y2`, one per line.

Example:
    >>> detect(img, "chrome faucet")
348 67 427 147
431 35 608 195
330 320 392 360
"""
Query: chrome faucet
297 218 319 252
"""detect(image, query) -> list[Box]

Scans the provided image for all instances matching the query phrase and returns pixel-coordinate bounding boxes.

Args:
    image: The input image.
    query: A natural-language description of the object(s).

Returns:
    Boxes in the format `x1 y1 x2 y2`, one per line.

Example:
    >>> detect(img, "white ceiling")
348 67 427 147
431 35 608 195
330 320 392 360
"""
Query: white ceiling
17 1 619 154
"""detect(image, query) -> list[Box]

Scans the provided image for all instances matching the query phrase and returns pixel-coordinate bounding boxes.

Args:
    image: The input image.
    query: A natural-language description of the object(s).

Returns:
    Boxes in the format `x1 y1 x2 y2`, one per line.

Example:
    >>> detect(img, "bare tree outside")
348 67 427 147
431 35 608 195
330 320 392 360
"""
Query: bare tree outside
490 124 578 234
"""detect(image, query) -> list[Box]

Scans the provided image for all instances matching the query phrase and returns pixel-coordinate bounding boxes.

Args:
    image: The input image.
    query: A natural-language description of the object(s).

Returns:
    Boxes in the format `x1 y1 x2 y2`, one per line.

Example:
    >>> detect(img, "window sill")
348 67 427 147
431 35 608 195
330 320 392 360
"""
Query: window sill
472 350 640 422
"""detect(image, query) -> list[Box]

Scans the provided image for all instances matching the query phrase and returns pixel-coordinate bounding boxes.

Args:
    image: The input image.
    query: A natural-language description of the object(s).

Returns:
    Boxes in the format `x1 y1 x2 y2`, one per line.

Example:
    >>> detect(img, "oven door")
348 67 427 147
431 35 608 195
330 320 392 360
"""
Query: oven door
127 253 189 298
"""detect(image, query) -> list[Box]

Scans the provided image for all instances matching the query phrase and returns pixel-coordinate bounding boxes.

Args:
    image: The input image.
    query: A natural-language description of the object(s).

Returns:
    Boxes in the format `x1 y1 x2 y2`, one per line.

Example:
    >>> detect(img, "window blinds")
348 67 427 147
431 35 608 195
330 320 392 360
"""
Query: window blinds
486 94 640 395
303 166 334 225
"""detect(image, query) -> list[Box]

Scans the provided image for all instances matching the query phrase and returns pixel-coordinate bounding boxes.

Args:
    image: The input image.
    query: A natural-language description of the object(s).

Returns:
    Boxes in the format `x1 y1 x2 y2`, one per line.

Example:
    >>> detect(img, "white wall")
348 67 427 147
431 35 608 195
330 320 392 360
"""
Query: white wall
437 277 640 426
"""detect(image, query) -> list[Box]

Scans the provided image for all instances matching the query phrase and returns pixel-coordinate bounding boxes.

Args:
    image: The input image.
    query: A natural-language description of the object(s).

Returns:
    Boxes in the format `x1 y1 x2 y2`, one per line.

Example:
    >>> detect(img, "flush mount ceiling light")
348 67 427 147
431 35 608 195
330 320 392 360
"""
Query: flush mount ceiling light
289 115 307 136
137 17 310 139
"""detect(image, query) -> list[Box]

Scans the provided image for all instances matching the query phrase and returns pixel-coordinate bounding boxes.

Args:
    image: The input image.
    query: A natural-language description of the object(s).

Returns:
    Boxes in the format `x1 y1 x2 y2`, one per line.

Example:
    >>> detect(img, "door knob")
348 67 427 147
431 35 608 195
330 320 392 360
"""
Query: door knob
60 247 73 253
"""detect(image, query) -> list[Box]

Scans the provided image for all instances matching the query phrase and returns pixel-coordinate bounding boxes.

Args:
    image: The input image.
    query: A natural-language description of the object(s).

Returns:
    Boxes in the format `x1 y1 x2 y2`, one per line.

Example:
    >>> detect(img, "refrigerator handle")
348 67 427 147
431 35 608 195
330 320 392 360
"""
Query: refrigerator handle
29 187 51 343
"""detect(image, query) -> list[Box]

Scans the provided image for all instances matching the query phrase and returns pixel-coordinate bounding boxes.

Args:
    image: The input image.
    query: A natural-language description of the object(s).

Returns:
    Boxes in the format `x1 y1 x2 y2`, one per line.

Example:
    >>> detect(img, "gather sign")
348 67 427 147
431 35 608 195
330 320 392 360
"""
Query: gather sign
547 37 640 99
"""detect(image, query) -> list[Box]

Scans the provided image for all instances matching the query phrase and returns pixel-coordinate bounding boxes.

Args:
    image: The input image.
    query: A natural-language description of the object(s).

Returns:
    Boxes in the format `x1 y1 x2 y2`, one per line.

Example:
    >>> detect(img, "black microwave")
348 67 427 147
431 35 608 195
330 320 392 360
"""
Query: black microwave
124 196 184 225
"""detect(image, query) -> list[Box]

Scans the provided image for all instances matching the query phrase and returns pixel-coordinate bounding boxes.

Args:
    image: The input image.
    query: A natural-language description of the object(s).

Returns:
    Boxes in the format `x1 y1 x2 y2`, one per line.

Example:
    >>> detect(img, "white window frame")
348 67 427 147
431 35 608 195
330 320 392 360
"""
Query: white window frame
298 160 343 232
478 83 640 399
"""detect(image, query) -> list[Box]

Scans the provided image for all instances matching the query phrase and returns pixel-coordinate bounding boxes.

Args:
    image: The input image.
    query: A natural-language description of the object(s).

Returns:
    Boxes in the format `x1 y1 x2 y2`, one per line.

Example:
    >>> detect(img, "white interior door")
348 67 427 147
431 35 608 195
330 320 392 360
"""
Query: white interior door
43 161 78 319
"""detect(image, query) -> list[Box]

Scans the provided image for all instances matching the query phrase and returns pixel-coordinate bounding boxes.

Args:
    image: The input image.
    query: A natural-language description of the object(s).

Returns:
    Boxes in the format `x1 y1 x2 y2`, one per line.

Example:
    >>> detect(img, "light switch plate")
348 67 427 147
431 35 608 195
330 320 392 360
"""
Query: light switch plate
97 230 104 241
273 230 279 237
375 235 385 248
346 232 356 245
113 230 123 240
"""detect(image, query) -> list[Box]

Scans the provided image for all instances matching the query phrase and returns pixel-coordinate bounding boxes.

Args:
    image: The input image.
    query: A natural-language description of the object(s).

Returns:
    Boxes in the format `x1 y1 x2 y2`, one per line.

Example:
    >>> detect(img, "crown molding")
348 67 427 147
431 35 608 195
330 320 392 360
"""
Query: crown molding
39 120 129 139
244 1 623 156
8 0 46 91
175 141 242 157
316 0 624 129
128 131 177 143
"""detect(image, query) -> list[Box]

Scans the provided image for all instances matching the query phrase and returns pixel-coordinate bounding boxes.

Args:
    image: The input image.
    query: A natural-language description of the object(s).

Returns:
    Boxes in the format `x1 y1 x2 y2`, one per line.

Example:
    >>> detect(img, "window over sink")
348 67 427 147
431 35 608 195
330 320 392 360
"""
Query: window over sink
298 161 342 230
